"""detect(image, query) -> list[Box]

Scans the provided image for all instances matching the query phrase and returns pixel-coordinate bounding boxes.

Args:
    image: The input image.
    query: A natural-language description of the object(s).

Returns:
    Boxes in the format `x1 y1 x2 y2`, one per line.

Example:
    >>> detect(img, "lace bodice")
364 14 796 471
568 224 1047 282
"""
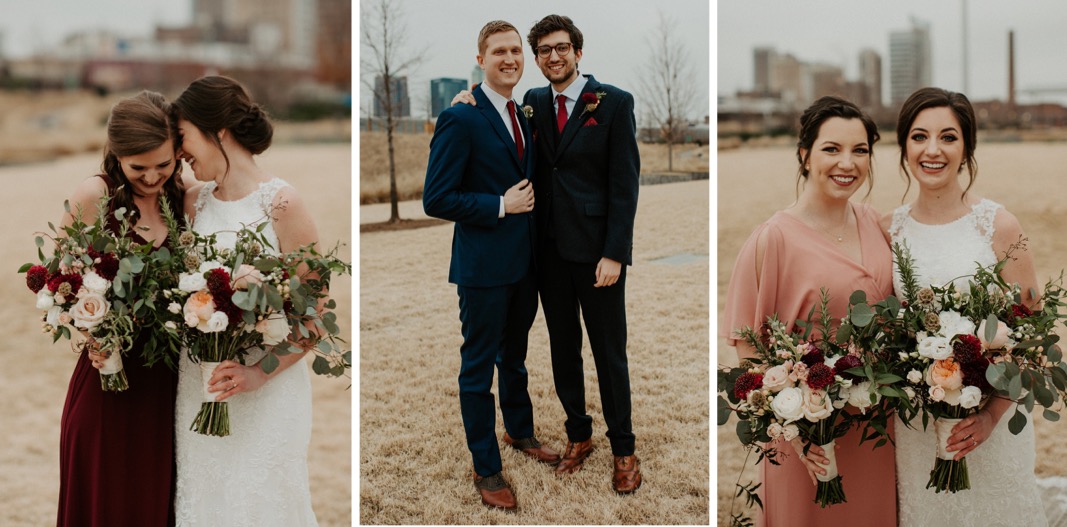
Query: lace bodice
890 198 1046 527
889 198 1001 296
192 178 289 255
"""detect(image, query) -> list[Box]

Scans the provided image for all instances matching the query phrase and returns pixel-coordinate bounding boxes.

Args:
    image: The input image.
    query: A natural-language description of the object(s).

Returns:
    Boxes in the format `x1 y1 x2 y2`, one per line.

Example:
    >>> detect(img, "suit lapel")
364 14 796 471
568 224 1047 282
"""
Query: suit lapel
554 75 600 163
474 85 522 168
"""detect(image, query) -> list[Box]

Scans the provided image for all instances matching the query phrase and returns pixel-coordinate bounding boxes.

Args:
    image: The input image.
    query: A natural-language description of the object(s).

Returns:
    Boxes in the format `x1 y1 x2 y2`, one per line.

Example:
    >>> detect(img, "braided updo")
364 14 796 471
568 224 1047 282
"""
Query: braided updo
172 76 273 174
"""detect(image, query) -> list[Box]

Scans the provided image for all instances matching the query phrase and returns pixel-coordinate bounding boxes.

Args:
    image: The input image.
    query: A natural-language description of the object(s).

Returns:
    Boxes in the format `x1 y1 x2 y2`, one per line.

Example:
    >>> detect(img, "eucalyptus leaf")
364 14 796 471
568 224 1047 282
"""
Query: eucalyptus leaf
1008 409 1028 435
260 352 280 374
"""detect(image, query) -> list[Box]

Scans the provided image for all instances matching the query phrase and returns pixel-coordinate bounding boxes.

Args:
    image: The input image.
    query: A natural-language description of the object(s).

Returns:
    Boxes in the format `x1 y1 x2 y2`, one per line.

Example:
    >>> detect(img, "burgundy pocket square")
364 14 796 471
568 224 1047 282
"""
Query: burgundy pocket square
583 118 599 127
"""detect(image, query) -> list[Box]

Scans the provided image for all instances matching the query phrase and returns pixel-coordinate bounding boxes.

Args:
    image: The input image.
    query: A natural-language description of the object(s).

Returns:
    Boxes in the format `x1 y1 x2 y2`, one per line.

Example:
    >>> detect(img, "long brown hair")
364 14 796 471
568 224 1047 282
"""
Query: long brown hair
100 90 184 224
171 76 273 177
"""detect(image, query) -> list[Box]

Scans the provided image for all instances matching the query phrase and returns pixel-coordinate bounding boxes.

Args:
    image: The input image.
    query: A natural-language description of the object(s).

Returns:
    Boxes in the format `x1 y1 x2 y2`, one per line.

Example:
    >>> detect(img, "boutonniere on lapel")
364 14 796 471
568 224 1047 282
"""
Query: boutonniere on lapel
522 105 534 119
579 91 606 126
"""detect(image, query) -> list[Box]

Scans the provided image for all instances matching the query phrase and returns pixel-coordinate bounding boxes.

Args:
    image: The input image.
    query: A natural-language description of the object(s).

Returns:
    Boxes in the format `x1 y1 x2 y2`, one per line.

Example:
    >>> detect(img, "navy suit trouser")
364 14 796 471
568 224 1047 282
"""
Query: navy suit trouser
538 240 635 456
456 271 538 477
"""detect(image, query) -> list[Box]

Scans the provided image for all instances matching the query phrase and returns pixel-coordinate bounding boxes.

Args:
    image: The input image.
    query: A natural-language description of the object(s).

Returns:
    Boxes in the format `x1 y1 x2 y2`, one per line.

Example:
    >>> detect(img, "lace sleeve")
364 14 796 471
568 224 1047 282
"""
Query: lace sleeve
193 182 215 218
888 204 911 241
971 199 1003 242
257 178 291 218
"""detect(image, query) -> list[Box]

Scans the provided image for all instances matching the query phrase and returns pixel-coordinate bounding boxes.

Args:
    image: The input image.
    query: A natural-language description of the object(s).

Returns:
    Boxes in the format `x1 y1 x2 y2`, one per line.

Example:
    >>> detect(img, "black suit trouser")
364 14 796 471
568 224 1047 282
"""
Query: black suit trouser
538 240 635 456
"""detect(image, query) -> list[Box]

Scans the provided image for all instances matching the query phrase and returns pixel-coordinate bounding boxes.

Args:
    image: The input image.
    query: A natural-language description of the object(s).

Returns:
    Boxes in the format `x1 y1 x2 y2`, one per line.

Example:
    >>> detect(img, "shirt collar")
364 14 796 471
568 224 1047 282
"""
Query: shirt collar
553 74 589 102
480 82 515 115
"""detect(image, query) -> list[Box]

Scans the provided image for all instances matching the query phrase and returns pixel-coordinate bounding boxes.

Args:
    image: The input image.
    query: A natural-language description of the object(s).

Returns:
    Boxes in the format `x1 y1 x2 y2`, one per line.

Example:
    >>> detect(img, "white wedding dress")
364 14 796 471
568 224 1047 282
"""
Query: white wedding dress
890 199 1046 527
174 179 318 526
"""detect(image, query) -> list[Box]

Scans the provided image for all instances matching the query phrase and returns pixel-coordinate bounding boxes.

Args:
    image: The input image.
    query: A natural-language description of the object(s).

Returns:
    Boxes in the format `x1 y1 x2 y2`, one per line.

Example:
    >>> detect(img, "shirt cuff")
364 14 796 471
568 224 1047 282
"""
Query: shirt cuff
499 196 505 218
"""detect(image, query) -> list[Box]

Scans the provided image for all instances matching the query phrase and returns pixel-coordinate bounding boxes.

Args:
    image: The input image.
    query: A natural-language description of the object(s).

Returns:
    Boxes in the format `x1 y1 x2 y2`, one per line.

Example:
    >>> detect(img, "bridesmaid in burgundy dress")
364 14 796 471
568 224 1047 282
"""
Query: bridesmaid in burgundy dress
722 96 897 526
56 91 185 526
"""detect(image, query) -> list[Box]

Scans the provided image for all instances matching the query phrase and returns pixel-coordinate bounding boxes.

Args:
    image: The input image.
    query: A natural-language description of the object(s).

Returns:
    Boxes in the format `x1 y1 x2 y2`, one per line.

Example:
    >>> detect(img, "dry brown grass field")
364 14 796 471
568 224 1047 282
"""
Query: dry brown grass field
0 142 352 526
360 174 710 523
717 142 1067 525
358 130 709 204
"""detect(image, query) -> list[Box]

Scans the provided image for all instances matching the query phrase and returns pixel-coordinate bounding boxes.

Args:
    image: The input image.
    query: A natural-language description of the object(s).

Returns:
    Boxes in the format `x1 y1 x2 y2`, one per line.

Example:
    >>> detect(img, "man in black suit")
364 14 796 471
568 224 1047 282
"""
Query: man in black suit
522 14 642 494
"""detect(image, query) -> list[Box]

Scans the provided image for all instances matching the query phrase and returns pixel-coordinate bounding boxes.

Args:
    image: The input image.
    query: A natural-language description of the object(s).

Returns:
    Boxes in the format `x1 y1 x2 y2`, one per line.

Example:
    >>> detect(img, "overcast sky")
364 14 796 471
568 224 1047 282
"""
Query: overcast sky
718 0 1067 106
359 0 711 121
0 0 190 57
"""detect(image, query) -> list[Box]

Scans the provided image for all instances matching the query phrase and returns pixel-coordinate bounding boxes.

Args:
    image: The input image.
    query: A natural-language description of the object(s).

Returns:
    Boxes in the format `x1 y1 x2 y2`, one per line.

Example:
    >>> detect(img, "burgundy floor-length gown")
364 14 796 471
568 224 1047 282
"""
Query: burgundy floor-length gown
722 202 897 527
57 177 178 527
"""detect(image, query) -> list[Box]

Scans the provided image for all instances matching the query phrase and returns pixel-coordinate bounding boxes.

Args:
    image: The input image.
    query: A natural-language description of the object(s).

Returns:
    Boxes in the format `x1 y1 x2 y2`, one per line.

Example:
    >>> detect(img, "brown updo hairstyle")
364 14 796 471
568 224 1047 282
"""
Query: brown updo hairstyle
896 87 978 200
795 95 880 198
101 90 184 225
171 75 273 176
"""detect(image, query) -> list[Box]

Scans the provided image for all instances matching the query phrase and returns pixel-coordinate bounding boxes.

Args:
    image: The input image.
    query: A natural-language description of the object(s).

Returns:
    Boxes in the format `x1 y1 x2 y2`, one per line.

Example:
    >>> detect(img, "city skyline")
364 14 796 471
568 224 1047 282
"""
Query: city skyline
718 0 1067 107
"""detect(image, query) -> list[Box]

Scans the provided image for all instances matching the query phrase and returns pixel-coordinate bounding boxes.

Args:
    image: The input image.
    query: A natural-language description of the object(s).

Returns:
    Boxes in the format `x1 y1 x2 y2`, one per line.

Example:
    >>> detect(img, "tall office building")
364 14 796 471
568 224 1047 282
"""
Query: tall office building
373 75 410 118
431 78 468 117
858 49 883 110
771 53 804 109
808 63 845 100
470 65 484 87
753 47 775 95
889 18 932 107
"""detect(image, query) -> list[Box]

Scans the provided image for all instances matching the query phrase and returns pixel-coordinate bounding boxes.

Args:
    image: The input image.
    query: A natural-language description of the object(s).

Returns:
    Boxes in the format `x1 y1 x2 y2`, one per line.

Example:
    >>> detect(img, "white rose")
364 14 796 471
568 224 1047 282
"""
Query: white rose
907 369 923 384
938 310 976 339
978 319 1012 350
928 385 946 402
781 423 800 441
917 335 953 360
903 386 917 400
178 272 208 293
199 260 226 273
767 422 783 439
69 292 110 329
762 364 792 393
184 312 200 327
256 315 291 345
36 289 55 310
801 386 834 422
847 381 880 413
204 311 229 333
46 306 63 326
81 271 111 294
769 386 805 424
959 386 983 409
168 302 182 314
164 321 177 330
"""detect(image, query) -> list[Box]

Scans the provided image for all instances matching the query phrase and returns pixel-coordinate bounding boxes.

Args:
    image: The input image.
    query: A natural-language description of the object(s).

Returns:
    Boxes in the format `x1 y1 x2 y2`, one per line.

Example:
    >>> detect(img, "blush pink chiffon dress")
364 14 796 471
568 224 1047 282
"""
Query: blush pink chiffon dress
722 202 897 527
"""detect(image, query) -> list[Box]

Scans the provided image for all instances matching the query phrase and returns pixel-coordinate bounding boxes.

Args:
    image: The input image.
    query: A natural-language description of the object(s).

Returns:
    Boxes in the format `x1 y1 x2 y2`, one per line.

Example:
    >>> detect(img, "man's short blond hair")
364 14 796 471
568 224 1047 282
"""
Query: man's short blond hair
478 20 520 55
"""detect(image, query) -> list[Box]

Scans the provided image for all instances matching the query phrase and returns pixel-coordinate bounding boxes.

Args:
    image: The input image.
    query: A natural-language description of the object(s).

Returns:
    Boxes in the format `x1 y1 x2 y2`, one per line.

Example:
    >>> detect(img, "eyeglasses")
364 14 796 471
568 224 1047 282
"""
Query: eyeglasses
535 43 573 58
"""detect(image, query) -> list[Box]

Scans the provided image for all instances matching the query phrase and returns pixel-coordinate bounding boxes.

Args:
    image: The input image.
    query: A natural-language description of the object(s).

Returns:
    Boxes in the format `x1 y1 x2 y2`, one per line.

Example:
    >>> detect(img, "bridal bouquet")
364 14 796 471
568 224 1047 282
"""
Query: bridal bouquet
19 196 175 391
718 291 894 509
159 207 351 436
854 241 1067 493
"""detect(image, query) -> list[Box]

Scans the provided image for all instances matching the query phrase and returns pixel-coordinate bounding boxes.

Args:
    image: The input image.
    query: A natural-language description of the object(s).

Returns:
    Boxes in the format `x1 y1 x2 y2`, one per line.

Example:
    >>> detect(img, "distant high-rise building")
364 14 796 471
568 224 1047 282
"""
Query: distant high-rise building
374 75 410 118
771 53 803 109
889 18 932 107
470 65 484 87
431 78 468 118
808 63 845 100
753 47 775 95
858 49 882 110
192 0 315 67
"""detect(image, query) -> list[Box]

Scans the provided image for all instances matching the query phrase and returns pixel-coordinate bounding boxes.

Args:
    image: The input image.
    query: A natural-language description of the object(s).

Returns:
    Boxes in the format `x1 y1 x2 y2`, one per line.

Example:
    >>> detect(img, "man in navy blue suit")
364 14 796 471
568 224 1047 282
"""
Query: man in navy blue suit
522 14 642 494
423 20 560 511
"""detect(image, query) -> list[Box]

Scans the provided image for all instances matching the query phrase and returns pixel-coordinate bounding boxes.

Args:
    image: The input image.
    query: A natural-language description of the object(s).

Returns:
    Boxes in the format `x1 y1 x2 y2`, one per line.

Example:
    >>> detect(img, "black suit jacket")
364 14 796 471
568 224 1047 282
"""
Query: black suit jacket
523 75 640 265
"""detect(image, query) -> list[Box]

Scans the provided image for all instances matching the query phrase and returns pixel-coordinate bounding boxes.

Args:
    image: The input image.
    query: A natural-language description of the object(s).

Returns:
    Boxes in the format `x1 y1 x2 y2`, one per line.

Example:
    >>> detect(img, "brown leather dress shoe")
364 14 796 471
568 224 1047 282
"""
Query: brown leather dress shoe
503 433 561 465
612 455 642 494
554 439 594 475
473 472 517 511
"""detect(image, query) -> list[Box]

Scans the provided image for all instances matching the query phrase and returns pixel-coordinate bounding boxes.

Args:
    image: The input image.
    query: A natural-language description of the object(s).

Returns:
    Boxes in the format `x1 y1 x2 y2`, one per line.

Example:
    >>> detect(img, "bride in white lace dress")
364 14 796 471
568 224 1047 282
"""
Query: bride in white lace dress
172 76 320 526
885 87 1045 527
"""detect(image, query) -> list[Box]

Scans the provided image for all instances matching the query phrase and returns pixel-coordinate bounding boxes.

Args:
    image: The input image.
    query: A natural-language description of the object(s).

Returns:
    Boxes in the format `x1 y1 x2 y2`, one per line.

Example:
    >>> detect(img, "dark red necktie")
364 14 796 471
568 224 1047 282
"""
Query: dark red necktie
556 94 568 133
506 100 523 160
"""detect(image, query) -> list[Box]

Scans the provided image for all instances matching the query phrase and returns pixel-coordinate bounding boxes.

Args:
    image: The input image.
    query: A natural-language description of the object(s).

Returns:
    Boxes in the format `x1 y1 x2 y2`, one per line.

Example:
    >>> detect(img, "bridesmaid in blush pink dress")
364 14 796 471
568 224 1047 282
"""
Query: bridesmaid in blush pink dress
722 96 896 527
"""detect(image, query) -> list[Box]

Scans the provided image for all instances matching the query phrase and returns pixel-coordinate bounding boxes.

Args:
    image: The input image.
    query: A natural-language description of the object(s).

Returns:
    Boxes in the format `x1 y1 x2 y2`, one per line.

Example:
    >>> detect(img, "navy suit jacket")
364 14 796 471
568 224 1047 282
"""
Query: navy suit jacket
523 75 640 265
423 84 536 288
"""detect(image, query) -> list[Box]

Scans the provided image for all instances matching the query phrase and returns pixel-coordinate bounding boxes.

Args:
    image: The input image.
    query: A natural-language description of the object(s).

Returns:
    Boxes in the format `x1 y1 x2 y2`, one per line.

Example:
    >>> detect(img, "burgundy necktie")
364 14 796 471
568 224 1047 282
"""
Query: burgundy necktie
506 100 523 160
556 94 568 133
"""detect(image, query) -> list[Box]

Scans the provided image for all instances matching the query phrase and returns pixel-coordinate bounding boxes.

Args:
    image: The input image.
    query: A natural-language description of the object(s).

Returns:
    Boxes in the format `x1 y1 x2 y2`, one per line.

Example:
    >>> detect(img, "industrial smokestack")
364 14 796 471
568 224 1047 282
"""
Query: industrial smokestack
1008 30 1015 107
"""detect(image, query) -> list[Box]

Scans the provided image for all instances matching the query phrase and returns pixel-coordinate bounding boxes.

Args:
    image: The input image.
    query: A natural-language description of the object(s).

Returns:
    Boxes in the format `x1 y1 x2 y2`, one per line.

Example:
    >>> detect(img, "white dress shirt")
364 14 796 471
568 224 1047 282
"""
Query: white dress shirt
552 73 590 123
481 83 525 218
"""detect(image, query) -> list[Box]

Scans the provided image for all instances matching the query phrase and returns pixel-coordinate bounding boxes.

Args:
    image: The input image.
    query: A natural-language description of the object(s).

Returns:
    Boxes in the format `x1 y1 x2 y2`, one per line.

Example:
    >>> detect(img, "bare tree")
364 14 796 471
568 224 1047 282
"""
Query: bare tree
637 11 698 172
360 0 424 223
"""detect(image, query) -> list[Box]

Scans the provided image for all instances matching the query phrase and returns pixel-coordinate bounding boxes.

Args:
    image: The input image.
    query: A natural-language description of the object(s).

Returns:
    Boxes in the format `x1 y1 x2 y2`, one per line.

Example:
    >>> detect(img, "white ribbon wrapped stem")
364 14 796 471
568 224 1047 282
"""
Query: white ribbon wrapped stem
200 361 222 403
935 417 964 460
815 440 839 482
99 350 123 375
